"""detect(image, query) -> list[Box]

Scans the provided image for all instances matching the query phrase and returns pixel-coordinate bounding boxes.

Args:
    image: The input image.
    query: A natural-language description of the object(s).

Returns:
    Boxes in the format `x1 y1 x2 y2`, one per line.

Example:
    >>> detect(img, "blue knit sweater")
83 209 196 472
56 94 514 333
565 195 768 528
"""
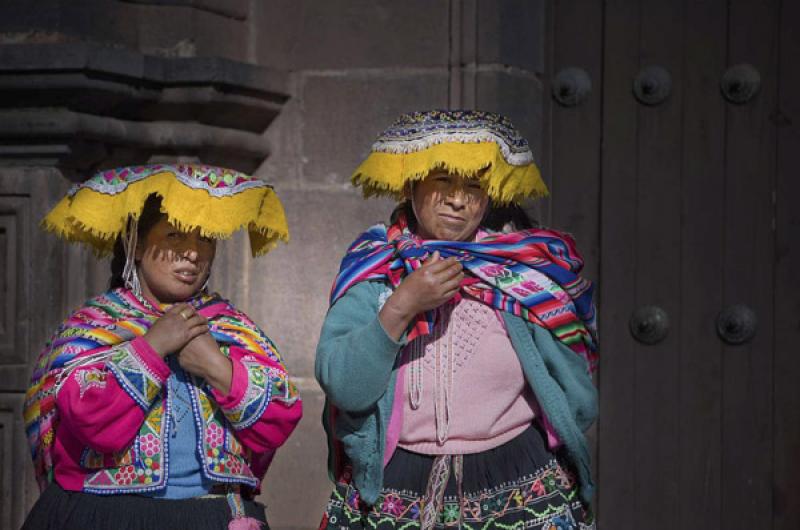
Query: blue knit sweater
315 281 598 506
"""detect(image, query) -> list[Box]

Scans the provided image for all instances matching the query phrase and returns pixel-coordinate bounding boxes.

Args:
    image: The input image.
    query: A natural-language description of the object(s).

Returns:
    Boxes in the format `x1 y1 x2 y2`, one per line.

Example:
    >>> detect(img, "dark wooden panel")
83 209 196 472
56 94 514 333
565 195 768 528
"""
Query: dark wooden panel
721 1 779 528
597 0 640 527
0 212 15 344
0 408 9 529
0 169 132 517
549 0 602 280
677 1 727 528
0 196 30 367
548 0 604 508
0 169 71 391
773 0 800 527
64 244 113 312
632 1 685 528
0 393 36 530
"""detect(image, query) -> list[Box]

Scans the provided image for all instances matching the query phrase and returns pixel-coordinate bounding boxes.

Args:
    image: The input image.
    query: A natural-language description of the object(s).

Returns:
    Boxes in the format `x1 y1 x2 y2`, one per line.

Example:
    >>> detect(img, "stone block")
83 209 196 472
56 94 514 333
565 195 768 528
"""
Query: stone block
255 0 450 70
133 3 198 57
123 0 249 20
0 1 61 35
476 0 545 73
192 7 249 62
132 3 249 62
258 91 303 186
301 71 450 186
57 1 139 49
475 69 545 165
210 187 395 379
0 1 136 47
260 386 331 530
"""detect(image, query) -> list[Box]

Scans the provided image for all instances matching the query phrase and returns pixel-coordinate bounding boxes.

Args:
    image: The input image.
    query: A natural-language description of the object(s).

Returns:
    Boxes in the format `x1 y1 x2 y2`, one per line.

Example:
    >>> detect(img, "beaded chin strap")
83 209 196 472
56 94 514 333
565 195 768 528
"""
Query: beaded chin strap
121 218 142 297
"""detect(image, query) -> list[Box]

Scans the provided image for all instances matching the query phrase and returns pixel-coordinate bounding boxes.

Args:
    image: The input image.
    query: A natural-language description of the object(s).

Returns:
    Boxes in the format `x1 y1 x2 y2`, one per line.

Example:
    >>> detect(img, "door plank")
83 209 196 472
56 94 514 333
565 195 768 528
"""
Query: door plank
772 0 800 527
549 0 603 281
721 1 779 528
677 1 727 528
598 1 641 527
631 1 686 527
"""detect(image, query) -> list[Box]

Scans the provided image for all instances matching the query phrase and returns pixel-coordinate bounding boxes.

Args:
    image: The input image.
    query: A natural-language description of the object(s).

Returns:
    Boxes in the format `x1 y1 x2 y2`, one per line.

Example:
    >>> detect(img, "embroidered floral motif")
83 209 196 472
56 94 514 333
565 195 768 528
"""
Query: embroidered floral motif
82 398 167 493
206 422 224 448
192 379 258 487
440 503 460 524
139 433 161 458
381 494 405 516
74 367 107 398
113 465 137 485
107 343 162 410
322 460 595 530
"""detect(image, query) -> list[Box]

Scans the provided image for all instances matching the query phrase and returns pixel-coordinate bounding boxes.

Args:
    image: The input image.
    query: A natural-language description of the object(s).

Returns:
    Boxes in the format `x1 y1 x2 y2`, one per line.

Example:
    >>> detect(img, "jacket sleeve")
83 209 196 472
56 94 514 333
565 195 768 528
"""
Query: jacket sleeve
210 345 302 453
315 281 408 413
529 323 599 433
56 337 170 454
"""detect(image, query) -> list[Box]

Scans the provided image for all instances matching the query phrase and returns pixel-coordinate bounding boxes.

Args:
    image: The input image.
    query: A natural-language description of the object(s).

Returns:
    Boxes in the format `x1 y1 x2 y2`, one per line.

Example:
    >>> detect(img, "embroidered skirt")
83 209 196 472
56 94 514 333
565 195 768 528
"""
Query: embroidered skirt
21 483 268 530
319 426 594 530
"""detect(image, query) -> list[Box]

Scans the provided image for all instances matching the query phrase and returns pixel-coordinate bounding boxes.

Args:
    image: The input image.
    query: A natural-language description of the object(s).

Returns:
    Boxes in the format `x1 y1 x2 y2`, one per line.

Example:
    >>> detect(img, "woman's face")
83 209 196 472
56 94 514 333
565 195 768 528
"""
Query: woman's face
135 218 216 304
408 171 490 241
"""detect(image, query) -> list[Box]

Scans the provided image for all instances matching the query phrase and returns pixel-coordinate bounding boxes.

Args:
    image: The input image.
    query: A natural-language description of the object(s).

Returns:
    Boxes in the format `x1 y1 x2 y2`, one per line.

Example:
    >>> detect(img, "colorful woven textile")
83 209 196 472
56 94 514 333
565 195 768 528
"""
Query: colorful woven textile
43 164 289 256
330 213 598 371
352 110 548 204
319 427 596 530
321 463 592 530
23 288 292 490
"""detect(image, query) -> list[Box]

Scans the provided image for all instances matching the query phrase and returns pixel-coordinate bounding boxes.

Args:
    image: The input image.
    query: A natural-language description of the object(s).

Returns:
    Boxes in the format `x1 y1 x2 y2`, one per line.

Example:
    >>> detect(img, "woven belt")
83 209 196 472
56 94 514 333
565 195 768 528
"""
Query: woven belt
420 454 464 530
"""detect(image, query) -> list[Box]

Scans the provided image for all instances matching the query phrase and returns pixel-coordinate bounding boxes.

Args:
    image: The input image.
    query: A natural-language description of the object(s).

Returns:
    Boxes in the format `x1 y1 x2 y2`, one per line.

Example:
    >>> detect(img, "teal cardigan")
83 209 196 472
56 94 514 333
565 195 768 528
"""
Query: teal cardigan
315 281 598 506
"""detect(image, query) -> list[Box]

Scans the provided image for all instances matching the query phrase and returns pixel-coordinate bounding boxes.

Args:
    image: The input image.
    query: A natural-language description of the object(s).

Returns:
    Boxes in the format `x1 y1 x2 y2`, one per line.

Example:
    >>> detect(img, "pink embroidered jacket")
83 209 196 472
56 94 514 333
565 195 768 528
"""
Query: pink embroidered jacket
25 289 302 496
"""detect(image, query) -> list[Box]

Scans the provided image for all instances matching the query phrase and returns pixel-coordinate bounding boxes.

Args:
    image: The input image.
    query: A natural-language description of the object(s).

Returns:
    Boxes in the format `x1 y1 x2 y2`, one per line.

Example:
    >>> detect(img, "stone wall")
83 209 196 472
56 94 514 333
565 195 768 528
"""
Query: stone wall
0 2 547 529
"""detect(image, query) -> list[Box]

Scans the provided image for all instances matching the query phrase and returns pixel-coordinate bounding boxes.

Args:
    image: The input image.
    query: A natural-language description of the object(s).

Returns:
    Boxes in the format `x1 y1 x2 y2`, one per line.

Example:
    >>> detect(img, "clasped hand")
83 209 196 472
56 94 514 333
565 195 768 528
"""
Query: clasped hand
142 304 232 393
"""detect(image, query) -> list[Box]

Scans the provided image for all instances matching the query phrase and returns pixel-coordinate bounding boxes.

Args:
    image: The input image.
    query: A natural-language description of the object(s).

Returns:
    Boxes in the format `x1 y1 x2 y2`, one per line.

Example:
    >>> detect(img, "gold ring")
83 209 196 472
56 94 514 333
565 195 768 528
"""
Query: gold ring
180 310 191 320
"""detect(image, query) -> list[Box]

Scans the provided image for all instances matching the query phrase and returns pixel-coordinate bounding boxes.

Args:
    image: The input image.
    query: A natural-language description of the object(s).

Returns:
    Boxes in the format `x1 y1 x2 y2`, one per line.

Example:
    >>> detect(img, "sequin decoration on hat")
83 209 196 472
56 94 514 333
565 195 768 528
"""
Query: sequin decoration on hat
351 110 548 204
42 164 289 256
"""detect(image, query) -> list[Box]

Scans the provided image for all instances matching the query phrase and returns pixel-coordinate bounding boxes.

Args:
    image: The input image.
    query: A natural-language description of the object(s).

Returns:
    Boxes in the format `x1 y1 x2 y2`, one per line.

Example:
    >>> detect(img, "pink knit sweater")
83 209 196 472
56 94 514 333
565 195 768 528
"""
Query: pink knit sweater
397 297 537 455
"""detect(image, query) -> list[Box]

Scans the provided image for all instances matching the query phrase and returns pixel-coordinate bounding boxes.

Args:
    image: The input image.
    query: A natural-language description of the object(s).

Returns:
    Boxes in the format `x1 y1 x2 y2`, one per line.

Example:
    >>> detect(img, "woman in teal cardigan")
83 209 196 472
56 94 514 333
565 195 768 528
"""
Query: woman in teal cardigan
316 110 598 530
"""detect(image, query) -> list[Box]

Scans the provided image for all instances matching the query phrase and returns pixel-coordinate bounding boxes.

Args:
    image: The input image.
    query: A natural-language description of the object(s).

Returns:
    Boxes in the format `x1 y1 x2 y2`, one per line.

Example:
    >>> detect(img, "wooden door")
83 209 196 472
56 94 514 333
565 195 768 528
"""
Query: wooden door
548 1 799 528
0 168 110 529
0 169 63 528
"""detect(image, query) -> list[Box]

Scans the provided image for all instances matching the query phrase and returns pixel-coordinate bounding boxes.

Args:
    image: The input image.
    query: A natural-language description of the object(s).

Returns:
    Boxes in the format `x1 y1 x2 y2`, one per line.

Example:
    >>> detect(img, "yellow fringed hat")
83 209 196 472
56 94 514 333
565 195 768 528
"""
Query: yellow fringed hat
352 109 548 204
43 164 289 257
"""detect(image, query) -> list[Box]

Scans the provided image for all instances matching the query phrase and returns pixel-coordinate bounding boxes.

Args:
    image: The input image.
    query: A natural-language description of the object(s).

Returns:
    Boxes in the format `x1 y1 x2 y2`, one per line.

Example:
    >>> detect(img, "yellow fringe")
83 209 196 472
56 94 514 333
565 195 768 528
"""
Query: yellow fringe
41 170 289 257
351 142 548 204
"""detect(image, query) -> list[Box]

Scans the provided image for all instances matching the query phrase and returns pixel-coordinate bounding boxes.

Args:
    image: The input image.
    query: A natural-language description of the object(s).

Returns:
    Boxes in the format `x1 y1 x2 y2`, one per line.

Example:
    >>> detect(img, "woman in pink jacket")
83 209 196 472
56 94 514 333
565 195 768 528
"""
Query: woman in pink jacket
22 165 302 530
